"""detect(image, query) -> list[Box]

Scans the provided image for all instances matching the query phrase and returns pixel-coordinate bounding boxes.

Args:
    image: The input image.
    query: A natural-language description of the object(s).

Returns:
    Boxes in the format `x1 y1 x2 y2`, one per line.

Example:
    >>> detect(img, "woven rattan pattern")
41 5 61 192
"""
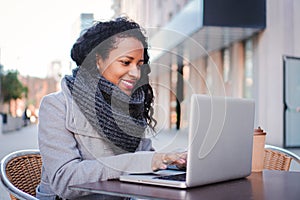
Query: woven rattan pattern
5 154 42 200
263 149 292 171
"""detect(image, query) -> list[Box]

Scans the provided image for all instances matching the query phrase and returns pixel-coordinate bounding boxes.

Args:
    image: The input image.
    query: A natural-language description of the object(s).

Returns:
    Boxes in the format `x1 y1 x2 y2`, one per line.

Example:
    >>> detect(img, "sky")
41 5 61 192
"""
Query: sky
0 0 114 78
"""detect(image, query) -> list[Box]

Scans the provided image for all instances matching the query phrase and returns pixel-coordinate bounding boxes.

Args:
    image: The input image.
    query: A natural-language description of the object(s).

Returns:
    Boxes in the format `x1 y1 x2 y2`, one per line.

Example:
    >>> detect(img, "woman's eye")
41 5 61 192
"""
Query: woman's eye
121 60 130 66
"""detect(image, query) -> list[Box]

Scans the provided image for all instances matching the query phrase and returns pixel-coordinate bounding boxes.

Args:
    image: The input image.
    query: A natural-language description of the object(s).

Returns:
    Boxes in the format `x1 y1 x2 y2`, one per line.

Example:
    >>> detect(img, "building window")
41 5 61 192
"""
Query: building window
183 64 190 81
244 39 254 98
170 63 178 129
206 56 213 93
223 48 231 83
222 48 232 96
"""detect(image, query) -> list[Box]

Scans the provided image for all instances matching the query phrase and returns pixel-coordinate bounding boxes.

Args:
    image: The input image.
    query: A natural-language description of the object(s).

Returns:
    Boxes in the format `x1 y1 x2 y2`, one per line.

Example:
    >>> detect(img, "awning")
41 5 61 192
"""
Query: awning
148 0 266 71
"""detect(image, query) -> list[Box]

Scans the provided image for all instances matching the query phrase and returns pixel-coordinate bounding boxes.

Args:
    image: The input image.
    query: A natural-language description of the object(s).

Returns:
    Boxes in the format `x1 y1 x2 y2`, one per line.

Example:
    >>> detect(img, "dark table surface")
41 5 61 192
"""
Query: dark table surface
69 170 300 200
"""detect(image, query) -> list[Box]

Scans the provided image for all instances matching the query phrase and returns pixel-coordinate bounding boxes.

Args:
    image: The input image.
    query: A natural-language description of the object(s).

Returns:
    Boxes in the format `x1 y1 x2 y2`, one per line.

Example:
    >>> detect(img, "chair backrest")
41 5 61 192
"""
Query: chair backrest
264 144 300 171
0 149 42 200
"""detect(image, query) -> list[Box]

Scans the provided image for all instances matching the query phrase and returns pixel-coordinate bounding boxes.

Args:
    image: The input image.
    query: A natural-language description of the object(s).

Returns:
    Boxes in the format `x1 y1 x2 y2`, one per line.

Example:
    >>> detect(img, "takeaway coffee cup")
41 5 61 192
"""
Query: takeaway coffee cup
252 127 266 172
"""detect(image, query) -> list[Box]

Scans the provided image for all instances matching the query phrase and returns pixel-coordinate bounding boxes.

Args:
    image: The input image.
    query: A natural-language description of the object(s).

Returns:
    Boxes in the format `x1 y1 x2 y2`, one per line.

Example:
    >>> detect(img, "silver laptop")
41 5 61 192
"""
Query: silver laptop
120 94 255 188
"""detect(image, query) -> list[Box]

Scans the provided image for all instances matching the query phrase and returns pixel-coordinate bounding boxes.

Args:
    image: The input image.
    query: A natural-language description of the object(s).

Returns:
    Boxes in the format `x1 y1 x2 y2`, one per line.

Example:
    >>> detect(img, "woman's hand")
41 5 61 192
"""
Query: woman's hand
152 151 187 171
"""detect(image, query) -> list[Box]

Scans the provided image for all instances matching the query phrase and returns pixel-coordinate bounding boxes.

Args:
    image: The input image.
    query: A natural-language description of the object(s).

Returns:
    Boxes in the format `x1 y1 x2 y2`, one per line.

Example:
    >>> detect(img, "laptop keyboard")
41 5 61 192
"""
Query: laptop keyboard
154 173 186 182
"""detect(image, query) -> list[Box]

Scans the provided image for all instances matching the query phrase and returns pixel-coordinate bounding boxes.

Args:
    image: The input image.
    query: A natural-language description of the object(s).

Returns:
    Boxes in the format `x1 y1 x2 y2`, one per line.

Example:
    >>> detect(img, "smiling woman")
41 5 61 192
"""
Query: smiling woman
36 17 187 199
96 37 145 96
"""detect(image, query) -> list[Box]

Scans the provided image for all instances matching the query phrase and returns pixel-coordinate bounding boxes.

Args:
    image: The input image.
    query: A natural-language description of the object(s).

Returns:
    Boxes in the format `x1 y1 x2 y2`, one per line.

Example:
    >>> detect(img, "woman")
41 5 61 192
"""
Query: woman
37 17 186 199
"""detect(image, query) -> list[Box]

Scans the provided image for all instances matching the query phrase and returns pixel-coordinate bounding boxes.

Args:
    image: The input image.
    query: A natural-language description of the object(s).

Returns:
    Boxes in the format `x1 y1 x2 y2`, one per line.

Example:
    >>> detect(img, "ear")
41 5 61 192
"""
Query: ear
96 54 104 73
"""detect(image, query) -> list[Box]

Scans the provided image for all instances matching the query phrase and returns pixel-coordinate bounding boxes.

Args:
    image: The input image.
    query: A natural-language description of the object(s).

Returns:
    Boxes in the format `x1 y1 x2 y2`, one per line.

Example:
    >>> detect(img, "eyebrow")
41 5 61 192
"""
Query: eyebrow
121 55 144 63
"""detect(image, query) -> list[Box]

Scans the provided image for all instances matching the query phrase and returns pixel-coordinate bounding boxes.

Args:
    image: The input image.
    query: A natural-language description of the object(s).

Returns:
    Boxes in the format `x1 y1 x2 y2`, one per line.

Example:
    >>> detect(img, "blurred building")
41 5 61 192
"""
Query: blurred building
5 13 96 124
72 13 95 39
18 75 58 121
47 60 63 82
69 13 96 71
113 0 300 148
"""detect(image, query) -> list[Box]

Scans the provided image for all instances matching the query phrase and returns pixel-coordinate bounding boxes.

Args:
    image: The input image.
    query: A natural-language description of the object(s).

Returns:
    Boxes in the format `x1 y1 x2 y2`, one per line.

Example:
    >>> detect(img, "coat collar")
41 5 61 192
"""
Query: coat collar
61 78 101 138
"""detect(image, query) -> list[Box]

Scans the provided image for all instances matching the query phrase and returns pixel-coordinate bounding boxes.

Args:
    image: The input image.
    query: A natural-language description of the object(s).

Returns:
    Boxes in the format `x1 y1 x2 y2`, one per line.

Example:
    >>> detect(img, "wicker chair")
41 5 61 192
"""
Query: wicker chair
0 149 42 200
264 144 300 171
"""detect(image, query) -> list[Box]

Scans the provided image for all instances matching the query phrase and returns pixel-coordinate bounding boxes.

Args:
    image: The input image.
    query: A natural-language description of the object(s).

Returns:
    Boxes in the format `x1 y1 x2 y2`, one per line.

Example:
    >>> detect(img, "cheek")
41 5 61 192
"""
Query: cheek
102 71 117 84
102 67 123 85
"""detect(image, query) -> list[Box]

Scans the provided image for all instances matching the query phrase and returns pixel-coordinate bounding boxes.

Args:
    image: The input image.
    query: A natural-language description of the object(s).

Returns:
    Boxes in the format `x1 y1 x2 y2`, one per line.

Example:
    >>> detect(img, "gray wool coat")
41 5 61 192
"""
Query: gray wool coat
36 79 155 200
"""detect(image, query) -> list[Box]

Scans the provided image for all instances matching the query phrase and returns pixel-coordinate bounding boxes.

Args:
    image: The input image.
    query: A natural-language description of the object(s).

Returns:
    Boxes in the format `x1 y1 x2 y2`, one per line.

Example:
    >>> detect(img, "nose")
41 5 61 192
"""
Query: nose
128 64 140 79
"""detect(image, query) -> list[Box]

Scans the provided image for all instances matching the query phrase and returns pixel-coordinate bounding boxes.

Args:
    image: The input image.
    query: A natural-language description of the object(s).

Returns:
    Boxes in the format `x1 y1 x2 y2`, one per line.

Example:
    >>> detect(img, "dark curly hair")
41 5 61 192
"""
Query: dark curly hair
70 17 156 130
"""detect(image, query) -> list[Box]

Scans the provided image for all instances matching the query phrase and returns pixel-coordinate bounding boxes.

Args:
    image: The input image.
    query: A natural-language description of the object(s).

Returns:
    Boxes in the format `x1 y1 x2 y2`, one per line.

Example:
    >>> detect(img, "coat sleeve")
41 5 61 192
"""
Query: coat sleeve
38 93 155 199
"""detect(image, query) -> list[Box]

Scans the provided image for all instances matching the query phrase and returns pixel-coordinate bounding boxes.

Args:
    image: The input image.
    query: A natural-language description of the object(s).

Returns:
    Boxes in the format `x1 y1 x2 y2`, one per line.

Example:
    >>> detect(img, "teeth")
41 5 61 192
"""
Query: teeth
122 80 133 87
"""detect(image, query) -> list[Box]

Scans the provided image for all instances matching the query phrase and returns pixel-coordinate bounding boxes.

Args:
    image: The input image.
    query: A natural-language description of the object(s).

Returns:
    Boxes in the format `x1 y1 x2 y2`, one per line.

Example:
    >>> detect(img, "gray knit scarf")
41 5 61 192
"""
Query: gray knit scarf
65 66 147 154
